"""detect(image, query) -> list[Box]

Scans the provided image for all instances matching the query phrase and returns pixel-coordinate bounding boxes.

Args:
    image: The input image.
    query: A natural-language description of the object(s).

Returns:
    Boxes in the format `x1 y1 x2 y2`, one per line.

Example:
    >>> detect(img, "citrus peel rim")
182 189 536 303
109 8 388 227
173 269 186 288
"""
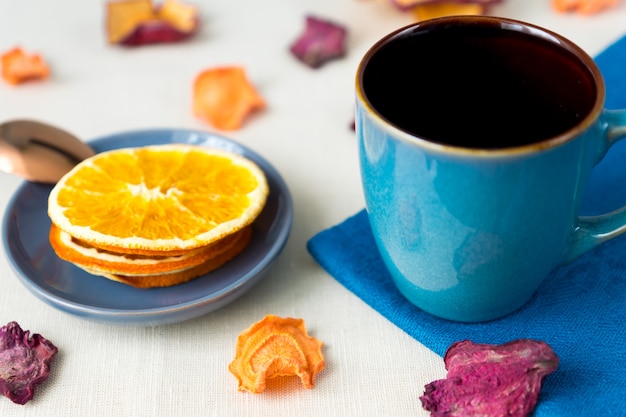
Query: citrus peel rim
47 144 269 253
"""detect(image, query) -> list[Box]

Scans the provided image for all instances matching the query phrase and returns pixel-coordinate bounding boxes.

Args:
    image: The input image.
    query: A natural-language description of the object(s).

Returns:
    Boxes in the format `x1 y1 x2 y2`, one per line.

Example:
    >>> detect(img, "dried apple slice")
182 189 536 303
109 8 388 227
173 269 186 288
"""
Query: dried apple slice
106 0 199 46
193 66 266 131
0 47 50 85
228 315 325 393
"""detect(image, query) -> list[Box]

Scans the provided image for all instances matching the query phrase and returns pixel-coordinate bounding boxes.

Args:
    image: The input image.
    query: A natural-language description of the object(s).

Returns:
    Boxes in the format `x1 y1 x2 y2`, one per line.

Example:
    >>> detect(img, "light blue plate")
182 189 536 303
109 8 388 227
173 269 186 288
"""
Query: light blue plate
2 129 293 326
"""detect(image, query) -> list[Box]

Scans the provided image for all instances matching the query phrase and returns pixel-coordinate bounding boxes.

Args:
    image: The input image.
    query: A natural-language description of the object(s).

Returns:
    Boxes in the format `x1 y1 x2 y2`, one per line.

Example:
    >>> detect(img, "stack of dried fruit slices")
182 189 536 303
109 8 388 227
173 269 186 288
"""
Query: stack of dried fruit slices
47 144 268 288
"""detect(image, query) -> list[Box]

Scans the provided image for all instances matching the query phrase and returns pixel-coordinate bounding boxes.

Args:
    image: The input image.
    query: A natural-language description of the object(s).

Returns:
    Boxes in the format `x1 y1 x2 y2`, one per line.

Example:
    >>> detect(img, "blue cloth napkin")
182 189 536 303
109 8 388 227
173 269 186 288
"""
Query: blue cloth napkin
307 35 626 417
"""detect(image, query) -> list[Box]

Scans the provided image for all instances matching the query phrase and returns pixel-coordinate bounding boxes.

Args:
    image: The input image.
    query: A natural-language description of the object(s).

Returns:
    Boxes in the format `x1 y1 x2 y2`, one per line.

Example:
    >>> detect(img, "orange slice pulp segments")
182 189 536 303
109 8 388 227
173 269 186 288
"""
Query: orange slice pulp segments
48 144 268 253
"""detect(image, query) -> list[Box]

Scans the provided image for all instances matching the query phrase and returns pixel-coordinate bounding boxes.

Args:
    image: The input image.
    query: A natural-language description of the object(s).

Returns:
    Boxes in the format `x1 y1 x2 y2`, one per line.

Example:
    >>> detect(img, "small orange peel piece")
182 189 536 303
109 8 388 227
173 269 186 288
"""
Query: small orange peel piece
228 315 325 393
193 66 266 131
552 0 617 14
1 47 50 85
413 2 485 20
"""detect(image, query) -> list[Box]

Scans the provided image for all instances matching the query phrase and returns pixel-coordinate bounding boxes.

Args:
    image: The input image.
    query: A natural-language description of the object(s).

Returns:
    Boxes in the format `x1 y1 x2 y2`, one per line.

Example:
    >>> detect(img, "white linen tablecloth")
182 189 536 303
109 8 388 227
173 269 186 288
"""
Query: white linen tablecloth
1 1 625 416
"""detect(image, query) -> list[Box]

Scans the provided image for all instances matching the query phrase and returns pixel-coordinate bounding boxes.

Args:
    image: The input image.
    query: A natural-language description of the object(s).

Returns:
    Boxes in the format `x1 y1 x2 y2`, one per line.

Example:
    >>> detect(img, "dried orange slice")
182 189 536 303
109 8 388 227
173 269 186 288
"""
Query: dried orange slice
49 223 249 277
229 315 325 393
79 227 253 288
48 144 268 253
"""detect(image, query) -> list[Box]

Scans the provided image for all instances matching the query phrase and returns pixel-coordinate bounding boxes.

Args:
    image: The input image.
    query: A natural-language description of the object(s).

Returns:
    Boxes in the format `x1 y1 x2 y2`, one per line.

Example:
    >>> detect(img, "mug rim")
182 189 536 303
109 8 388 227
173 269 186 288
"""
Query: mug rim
355 15 606 157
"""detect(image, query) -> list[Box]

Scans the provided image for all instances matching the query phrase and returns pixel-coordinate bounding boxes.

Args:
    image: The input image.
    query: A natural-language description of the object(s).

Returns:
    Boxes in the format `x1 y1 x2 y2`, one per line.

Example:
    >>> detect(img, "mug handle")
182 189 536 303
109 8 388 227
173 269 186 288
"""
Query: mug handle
564 109 626 262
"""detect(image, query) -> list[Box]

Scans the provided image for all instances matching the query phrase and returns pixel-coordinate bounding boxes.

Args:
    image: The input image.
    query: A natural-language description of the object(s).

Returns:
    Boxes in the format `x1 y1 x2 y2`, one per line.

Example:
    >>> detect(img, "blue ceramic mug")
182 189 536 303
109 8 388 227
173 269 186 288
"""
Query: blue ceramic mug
355 16 626 322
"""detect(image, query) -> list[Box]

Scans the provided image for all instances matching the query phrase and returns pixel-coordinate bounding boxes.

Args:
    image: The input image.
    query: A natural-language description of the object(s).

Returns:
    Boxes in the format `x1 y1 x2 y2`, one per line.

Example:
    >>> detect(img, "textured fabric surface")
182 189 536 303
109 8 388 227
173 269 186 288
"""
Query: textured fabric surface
307 35 626 417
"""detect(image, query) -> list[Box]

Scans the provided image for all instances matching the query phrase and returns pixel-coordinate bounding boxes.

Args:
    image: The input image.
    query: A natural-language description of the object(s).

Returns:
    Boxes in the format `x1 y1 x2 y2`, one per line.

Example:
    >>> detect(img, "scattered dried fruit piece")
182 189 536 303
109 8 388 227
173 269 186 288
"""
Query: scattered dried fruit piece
420 339 558 417
106 0 199 46
193 66 266 130
48 145 268 253
229 315 325 393
0 47 50 85
290 15 347 69
47 144 267 287
0 322 58 405
412 2 485 20
552 0 617 14
390 0 501 12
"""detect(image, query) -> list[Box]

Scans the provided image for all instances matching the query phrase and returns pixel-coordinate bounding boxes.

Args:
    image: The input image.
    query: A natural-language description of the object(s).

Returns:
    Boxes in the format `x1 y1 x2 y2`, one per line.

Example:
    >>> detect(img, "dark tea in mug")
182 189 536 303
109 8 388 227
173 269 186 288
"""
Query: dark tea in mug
359 17 598 149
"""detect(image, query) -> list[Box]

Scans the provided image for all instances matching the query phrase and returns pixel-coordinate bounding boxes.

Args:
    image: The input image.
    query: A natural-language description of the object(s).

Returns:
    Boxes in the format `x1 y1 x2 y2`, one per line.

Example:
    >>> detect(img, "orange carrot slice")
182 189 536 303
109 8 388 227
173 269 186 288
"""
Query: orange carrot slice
413 2 484 20
193 66 266 131
552 0 617 14
1 47 49 85
228 315 325 393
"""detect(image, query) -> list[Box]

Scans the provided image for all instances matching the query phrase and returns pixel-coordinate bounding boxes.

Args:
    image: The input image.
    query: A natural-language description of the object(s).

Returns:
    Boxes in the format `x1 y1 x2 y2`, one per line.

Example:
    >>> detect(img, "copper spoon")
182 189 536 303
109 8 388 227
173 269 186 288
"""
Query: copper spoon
0 119 95 183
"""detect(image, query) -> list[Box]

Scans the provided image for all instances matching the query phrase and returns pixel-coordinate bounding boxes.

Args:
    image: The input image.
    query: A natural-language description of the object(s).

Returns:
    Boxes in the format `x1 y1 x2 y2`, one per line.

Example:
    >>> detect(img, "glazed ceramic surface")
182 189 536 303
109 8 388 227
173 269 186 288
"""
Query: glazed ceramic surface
2 129 293 326
356 17 626 322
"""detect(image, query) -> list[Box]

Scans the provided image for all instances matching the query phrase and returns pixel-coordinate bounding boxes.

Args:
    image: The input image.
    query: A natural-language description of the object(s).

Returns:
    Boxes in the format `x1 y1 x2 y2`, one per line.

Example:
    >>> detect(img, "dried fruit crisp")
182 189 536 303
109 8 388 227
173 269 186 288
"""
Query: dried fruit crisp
290 15 347 69
1 47 49 85
192 66 266 131
420 339 558 417
0 322 58 405
106 0 199 45
229 315 325 393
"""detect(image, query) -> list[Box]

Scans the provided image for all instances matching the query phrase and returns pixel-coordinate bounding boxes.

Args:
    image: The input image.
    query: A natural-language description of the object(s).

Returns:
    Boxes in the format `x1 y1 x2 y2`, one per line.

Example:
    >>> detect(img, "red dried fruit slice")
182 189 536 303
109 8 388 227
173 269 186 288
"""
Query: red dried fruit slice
106 0 199 46
289 15 347 69
0 322 58 405
0 47 50 85
420 339 558 417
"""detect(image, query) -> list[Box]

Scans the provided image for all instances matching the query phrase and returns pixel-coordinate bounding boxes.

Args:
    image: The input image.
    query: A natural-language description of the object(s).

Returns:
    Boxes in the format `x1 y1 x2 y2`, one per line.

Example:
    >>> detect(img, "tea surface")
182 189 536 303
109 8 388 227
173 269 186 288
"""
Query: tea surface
361 22 596 148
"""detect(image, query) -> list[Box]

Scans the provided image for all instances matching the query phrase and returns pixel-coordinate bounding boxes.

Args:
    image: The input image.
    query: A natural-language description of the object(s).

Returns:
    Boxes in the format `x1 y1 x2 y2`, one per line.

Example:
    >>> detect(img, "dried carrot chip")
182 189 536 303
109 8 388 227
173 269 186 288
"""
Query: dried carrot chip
413 2 485 20
192 66 266 131
228 315 325 393
106 0 199 45
1 47 49 85
552 0 617 14
290 15 347 69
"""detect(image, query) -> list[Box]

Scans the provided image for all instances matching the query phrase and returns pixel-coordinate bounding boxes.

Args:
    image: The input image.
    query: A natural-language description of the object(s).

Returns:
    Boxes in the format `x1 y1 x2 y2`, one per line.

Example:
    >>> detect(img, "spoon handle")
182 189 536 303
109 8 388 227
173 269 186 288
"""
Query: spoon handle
0 119 94 161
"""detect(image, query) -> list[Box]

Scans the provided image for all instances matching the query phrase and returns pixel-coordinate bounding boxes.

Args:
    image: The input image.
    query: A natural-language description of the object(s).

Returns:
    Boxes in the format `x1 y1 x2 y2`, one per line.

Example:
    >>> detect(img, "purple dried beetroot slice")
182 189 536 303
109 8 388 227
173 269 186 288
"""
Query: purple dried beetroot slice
0 321 58 405
420 339 558 417
289 15 347 69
